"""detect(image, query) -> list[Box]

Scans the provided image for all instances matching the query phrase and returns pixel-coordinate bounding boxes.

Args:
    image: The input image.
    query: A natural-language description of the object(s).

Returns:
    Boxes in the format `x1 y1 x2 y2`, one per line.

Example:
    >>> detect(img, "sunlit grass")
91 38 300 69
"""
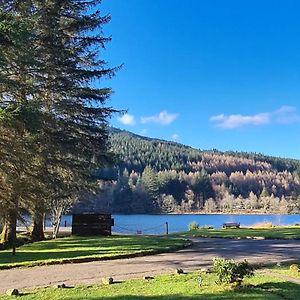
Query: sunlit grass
0 272 299 299
263 261 300 280
0 235 186 269
179 226 300 239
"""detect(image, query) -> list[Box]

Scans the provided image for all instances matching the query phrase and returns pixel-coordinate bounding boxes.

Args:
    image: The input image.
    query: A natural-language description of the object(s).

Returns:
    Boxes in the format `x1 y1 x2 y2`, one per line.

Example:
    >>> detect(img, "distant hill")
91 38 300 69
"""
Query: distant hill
109 127 300 173
74 128 300 214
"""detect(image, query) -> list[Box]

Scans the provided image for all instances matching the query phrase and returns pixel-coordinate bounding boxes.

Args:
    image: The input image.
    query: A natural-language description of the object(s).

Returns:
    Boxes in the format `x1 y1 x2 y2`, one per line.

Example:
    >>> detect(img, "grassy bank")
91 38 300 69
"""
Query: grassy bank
262 261 300 280
180 226 300 239
1 272 299 299
0 235 187 269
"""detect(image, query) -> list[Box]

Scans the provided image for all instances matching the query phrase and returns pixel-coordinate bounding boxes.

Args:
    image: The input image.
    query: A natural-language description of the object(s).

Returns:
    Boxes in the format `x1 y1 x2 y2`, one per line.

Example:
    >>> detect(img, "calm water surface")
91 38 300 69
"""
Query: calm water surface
59 214 300 235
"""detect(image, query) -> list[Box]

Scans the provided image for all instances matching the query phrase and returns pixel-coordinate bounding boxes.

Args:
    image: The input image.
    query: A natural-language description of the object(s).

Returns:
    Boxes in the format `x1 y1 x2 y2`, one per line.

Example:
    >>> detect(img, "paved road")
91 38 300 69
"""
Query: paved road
1 238 300 293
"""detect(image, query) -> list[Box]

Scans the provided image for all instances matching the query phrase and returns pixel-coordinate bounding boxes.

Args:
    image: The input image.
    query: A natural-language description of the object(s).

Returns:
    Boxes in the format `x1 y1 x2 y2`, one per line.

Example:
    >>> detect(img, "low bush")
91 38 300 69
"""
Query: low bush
188 221 199 231
213 257 254 286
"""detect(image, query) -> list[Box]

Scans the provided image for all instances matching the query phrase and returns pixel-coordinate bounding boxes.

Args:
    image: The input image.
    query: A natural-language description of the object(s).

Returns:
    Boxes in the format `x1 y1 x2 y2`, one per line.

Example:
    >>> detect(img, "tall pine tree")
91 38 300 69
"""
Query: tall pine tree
0 0 118 245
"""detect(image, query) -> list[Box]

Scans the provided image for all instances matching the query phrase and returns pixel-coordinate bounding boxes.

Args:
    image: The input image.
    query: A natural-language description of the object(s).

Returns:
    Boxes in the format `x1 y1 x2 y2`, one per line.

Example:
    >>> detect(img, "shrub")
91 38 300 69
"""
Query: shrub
213 257 254 286
188 221 199 231
289 264 300 272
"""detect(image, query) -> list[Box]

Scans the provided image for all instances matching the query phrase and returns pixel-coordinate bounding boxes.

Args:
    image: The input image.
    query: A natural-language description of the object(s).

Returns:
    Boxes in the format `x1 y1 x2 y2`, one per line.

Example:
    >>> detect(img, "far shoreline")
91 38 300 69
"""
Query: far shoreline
110 211 300 216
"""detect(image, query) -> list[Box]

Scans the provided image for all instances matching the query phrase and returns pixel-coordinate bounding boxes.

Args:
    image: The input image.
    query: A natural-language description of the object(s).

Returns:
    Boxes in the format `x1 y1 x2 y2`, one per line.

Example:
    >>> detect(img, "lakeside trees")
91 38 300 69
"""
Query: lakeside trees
0 0 117 246
73 130 300 214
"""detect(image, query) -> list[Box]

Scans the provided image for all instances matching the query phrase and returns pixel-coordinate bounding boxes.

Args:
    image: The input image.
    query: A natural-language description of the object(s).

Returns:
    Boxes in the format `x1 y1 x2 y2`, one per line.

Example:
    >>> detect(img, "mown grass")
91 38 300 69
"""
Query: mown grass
179 226 300 240
263 261 300 280
1 272 299 299
0 235 187 269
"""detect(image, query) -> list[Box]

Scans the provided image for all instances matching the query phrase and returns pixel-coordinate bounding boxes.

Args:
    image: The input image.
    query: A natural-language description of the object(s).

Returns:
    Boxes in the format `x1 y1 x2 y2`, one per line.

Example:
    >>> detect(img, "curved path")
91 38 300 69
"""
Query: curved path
1 238 300 293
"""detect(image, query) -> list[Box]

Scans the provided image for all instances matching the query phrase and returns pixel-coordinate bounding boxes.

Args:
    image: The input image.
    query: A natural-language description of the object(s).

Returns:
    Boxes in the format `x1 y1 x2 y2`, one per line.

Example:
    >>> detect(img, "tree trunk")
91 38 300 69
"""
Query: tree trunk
52 206 63 239
0 210 17 250
53 215 61 239
31 209 45 241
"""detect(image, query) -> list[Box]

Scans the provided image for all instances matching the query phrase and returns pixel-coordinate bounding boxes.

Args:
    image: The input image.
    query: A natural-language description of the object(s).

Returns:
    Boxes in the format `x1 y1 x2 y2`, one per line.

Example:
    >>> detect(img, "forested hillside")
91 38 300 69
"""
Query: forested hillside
74 128 300 214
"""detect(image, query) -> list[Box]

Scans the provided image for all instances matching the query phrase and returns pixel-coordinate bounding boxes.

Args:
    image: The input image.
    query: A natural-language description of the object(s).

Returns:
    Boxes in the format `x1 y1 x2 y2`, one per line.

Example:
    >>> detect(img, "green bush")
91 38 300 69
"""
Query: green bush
213 257 254 286
188 221 199 231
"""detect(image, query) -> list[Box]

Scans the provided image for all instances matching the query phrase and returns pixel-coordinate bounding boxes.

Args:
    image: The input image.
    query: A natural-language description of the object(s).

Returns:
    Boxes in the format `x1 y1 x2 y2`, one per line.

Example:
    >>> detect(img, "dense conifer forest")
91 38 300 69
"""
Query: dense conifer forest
73 128 300 214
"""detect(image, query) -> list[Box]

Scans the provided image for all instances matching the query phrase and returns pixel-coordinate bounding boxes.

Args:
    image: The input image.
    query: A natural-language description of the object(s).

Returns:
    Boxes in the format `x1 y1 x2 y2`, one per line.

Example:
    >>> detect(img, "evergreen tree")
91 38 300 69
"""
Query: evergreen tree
0 7 41 247
33 0 118 238
0 0 118 245
141 166 159 211
142 166 159 199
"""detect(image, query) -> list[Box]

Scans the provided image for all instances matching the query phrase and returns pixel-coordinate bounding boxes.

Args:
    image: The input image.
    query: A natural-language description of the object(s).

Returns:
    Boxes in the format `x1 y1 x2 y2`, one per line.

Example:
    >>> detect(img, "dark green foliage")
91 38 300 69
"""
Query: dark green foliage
110 129 202 173
191 172 214 203
142 166 159 201
112 173 133 214
0 0 118 245
213 257 254 285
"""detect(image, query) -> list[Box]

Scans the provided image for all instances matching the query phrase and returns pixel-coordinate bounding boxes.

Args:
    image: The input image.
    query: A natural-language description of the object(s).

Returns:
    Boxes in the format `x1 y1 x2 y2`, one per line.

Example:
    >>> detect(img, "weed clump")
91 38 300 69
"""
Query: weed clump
213 257 254 286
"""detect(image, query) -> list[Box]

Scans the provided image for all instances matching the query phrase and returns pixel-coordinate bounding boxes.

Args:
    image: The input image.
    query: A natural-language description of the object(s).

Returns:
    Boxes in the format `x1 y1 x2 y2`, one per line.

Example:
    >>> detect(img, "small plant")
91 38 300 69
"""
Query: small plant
213 257 254 286
188 221 199 231
197 274 203 287
176 268 184 274
289 264 300 273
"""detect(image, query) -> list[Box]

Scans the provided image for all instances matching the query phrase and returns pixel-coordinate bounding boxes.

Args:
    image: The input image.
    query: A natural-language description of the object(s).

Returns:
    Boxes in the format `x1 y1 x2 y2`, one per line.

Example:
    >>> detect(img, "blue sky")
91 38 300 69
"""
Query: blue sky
100 0 300 159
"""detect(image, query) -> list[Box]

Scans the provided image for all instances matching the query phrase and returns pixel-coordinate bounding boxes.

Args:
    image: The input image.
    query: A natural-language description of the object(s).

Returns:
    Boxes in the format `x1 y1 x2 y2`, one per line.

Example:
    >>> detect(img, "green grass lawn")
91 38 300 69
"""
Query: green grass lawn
180 226 300 240
263 261 300 280
0 235 186 269
1 272 299 299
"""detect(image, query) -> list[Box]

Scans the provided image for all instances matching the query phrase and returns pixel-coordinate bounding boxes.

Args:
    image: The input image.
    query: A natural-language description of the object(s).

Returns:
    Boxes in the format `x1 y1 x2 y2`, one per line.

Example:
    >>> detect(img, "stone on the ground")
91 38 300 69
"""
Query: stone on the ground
56 283 67 288
143 276 154 280
6 289 19 296
102 277 114 285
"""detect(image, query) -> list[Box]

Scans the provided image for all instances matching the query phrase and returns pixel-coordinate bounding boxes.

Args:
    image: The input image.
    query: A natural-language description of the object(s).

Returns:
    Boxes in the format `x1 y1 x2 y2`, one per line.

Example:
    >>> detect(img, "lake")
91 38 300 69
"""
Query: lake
58 214 300 235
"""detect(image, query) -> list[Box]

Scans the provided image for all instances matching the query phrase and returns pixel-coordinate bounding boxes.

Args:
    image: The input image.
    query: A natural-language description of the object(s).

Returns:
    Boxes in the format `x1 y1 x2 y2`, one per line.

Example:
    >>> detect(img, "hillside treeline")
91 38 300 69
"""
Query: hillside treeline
74 130 300 214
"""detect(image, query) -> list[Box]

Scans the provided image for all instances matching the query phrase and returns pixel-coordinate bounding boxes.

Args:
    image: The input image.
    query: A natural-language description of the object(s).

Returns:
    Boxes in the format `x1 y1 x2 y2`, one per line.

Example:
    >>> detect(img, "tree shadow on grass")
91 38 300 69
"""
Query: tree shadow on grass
0 235 182 255
0 235 184 266
55 292 277 300
50 281 300 300
254 281 300 299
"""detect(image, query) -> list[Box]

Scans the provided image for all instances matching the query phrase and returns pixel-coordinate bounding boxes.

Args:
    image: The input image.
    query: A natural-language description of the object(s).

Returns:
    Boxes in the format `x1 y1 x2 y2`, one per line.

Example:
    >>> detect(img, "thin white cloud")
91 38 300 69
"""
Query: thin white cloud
210 113 270 129
274 105 300 124
210 105 300 129
141 110 178 125
140 129 148 135
171 133 179 141
118 113 136 126
276 105 295 114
